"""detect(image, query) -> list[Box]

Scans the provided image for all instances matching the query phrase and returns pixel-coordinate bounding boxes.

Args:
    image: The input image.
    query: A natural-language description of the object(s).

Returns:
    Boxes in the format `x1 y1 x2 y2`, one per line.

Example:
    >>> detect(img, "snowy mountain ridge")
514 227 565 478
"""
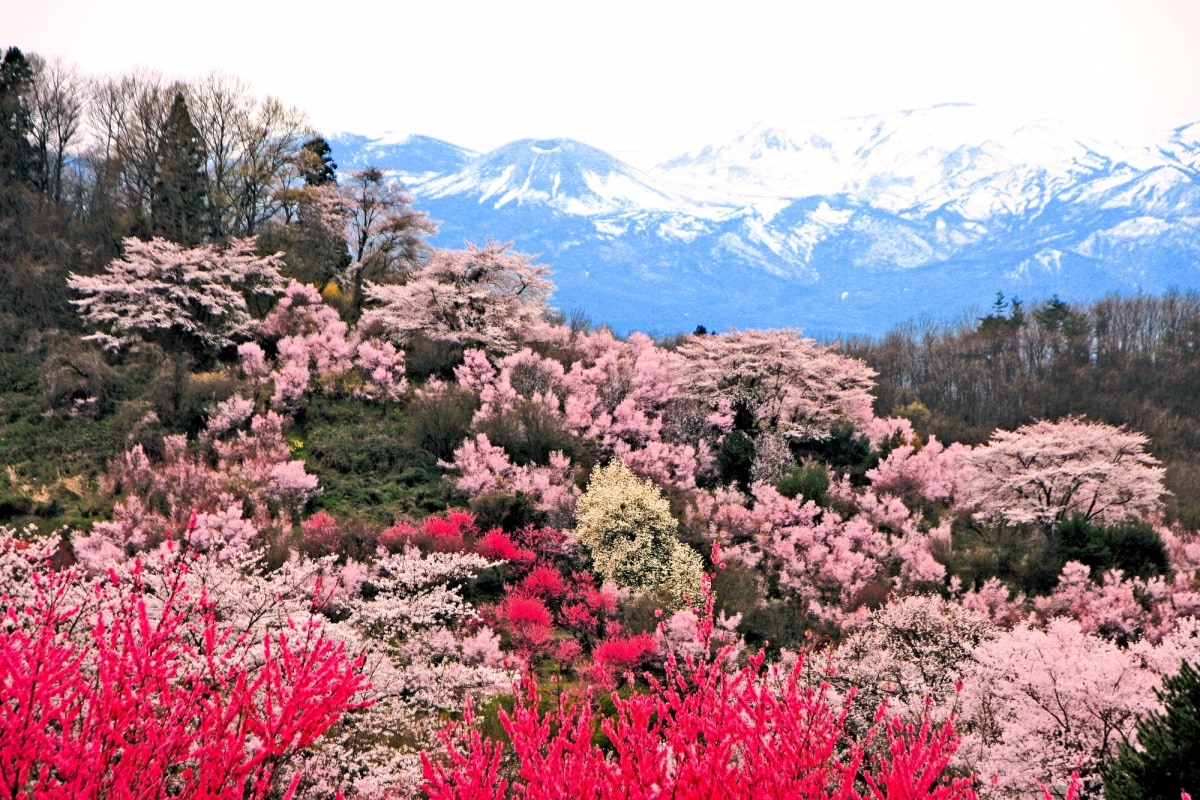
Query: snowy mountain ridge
328 105 1200 338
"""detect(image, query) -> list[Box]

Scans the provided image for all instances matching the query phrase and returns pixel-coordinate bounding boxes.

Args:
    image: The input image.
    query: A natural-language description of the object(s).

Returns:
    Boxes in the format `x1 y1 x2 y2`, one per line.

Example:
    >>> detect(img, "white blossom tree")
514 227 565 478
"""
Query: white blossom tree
573 460 703 606
363 241 553 354
68 235 286 358
961 416 1167 530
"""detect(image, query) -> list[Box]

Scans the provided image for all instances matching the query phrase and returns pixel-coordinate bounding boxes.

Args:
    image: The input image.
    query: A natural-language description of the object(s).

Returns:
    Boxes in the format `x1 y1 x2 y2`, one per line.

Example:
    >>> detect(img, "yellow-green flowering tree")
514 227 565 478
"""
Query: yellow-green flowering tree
575 460 703 606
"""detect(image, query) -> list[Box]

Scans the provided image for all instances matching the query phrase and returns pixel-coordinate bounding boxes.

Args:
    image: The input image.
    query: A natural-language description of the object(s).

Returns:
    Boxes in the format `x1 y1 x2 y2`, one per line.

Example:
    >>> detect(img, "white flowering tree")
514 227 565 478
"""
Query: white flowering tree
68 236 287 358
961 416 1167 530
574 460 703 606
673 328 876 439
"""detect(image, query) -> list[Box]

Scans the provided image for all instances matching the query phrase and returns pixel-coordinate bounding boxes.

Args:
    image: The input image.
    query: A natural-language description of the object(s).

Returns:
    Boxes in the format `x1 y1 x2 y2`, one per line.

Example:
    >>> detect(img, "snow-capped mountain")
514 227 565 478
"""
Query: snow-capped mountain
329 106 1200 338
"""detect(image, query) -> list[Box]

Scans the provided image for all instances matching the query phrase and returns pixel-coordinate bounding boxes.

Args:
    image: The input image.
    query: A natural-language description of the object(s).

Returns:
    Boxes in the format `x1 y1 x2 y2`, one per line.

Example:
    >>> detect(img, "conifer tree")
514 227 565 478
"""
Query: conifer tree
151 91 209 245
1104 661 1200 800
299 135 336 186
0 46 36 189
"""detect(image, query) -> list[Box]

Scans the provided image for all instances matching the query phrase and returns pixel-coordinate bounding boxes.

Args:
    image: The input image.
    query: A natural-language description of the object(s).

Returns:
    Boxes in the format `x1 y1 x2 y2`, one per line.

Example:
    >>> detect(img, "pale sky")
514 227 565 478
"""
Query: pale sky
6 0 1200 164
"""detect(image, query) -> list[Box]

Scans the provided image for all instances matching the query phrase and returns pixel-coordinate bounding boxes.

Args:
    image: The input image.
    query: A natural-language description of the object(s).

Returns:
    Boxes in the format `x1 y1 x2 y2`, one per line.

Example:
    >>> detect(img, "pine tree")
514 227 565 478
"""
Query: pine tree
151 91 209 245
1104 660 1200 800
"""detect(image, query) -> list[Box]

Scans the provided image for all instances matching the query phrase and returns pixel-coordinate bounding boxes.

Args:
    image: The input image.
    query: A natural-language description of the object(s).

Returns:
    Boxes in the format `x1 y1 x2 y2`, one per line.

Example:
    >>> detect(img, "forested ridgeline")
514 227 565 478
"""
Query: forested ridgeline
848 291 1200 526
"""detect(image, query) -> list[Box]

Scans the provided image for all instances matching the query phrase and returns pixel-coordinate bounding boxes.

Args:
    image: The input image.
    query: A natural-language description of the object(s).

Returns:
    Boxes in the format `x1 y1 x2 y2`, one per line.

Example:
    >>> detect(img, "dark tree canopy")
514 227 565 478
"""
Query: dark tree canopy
299 135 337 186
151 91 209 245
1104 660 1200 800
0 46 36 189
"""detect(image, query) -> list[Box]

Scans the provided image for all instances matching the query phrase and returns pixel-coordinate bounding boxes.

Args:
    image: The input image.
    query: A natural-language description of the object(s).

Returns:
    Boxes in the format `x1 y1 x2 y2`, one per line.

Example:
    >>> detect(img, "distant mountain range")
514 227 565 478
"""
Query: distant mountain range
329 104 1200 339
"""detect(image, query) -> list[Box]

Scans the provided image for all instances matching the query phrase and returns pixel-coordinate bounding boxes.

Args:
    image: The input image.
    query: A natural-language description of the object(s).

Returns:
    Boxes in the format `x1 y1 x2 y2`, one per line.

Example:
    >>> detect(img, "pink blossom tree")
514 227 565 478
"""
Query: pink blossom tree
67 236 286 358
256 281 408 411
960 417 1167 530
673 328 877 440
363 241 553 355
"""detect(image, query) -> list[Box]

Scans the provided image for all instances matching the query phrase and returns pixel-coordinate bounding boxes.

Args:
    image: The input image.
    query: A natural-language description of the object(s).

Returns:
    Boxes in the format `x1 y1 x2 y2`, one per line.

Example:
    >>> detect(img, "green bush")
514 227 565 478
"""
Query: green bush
1105 660 1200 800
776 462 830 506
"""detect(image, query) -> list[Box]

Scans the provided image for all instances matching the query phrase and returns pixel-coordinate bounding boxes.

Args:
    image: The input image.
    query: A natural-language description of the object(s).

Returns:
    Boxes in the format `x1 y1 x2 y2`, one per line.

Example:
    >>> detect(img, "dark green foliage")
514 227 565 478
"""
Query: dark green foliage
740 599 812 657
298 399 450 526
949 522 1059 596
775 461 830 506
0 46 36 189
1104 661 1200 800
475 399 577 468
790 425 877 484
404 381 478 462
717 430 755 489
256 217 349 293
299 136 337 186
469 491 546 533
151 92 208 245
710 559 762 620
1050 514 1170 581
402 334 465 382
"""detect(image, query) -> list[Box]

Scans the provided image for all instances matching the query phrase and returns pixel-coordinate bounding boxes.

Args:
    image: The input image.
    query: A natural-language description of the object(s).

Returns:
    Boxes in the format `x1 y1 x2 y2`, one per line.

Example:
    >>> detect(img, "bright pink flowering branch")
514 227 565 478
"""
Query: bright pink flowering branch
0 558 369 799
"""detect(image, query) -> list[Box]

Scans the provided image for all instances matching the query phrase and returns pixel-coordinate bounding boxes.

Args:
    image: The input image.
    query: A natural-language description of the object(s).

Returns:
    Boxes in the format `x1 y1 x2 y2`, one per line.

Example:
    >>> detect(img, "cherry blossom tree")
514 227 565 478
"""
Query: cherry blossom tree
831 595 996 730
960 618 1175 798
364 241 553 354
255 281 408 411
960 417 1167 530
67 235 287 358
673 328 877 439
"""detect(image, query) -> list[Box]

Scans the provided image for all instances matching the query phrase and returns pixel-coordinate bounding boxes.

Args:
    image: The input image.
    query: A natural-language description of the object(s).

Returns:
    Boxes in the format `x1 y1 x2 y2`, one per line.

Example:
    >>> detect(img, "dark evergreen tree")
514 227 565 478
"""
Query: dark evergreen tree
299 135 337 186
151 91 208 245
0 46 36 189
1104 660 1200 800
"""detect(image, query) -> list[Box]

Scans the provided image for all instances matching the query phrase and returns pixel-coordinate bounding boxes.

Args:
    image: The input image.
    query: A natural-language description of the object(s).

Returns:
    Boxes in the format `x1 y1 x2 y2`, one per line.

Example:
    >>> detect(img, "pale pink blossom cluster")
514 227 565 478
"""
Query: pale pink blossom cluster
73 409 319 571
251 281 408 410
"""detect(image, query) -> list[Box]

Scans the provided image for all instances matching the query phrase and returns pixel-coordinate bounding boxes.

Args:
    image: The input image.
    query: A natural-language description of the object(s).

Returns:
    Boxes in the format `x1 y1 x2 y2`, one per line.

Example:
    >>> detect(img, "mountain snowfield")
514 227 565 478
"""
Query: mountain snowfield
330 104 1200 338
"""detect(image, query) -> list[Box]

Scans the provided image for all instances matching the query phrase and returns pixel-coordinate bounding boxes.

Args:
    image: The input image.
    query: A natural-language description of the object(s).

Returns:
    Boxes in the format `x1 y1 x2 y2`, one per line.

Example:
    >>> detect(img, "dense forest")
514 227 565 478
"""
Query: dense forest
2 47 1199 800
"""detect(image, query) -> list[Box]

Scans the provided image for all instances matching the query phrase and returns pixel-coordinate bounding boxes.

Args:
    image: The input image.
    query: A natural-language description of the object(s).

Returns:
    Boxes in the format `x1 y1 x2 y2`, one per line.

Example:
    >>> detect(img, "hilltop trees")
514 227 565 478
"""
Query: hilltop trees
151 92 209 245
0 46 36 191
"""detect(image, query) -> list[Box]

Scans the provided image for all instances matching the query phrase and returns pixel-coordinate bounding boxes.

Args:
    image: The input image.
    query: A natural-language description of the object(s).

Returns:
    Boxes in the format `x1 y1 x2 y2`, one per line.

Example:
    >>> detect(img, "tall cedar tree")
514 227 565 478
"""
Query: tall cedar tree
151 91 209 245
0 45 37 253
0 46 36 190
1104 660 1200 800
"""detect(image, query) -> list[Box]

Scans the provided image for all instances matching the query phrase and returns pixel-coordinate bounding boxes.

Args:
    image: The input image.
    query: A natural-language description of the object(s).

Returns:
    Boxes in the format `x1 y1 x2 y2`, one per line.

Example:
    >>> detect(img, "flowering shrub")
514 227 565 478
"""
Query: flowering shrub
422 583 978 800
0 557 368 799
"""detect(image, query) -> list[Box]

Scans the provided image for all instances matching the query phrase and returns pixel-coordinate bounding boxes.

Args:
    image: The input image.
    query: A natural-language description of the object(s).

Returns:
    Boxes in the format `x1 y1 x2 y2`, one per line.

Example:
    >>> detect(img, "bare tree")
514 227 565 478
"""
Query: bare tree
27 54 87 203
